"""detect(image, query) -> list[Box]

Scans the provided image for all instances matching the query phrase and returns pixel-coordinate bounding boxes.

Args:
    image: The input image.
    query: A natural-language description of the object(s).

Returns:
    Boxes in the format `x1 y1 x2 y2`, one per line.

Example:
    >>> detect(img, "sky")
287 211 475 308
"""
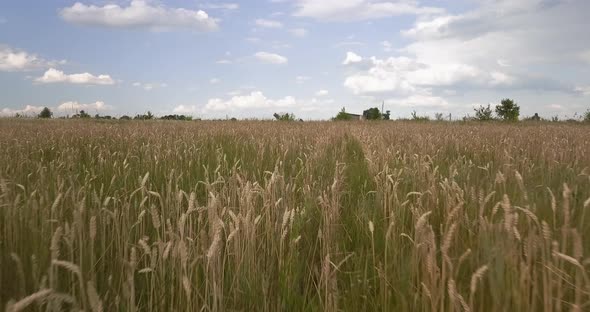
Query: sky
0 0 589 120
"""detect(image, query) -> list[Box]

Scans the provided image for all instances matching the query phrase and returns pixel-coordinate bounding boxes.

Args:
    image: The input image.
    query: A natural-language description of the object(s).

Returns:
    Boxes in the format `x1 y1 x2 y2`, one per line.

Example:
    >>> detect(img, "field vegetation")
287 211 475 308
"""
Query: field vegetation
1 119 590 311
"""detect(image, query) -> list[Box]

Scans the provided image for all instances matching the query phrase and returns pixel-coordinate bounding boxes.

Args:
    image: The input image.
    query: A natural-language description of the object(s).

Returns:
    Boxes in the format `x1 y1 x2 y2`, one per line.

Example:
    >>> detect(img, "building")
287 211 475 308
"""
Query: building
344 113 364 120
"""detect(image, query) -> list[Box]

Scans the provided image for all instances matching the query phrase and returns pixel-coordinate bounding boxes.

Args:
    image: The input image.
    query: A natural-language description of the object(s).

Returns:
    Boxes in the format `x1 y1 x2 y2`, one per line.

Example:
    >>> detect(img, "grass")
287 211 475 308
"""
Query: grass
1 119 590 311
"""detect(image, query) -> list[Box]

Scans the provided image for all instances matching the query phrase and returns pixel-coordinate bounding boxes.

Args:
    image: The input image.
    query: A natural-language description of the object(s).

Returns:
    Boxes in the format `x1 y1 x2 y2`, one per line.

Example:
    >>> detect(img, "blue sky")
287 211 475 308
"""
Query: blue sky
1 0 589 119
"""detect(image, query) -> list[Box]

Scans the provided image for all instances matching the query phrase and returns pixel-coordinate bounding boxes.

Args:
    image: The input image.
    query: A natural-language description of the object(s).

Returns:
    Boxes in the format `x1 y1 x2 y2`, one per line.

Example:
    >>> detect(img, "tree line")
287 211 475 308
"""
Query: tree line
17 99 590 123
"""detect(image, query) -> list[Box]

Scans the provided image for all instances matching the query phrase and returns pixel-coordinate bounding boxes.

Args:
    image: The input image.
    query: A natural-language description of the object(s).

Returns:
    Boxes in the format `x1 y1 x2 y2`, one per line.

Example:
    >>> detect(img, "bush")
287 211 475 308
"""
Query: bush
411 111 430 122
38 107 52 119
273 112 296 121
474 104 493 121
495 99 520 121
333 108 352 121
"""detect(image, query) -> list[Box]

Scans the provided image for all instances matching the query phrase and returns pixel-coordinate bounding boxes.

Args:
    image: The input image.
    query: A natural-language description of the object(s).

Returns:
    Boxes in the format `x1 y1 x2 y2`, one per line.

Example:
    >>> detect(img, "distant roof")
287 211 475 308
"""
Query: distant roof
344 113 362 117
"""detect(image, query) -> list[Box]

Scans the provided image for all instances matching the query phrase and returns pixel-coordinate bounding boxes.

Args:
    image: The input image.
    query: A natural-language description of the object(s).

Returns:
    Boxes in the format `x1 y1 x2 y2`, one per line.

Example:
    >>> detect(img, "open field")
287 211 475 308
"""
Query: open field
1 119 590 311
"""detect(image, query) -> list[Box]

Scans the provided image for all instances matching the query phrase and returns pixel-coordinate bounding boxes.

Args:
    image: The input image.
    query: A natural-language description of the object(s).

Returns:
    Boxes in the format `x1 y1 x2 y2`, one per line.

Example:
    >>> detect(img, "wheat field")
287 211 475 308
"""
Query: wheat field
1 119 589 311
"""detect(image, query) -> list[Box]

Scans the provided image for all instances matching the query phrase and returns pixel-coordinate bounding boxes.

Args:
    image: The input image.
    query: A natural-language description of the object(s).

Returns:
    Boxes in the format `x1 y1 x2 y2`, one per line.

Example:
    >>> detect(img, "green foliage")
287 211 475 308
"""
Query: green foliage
383 110 391 120
495 98 520 121
72 110 91 119
273 112 296 121
434 112 445 121
363 107 382 120
333 107 353 121
94 114 113 120
160 114 193 121
38 107 52 119
134 111 155 120
119 115 131 120
584 110 590 123
524 113 541 121
474 104 493 121
410 110 430 121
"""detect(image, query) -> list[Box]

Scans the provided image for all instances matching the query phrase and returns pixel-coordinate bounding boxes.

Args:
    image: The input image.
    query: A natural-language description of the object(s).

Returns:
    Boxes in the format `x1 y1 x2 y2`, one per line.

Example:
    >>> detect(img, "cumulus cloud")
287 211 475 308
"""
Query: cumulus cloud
0 47 48 72
315 90 329 96
255 19 283 28
342 51 363 65
173 105 199 114
205 91 296 111
57 101 112 112
296 76 311 84
199 3 239 10
0 105 45 117
60 0 219 31
254 52 288 64
386 95 449 108
294 0 444 21
36 68 115 85
133 82 167 91
343 53 517 95
290 28 308 37
575 86 590 96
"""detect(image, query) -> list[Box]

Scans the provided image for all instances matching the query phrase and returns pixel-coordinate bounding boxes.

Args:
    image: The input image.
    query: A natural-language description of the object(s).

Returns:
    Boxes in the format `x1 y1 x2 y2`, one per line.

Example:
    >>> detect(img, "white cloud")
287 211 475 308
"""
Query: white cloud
200 3 239 10
342 51 362 65
342 51 518 95
216 59 233 64
381 40 393 52
290 28 308 37
60 0 219 31
210 78 221 84
133 82 167 91
296 76 311 84
57 101 112 112
245 37 261 43
0 47 47 72
173 105 199 114
0 105 45 117
386 95 449 108
254 52 288 64
575 86 590 96
36 68 115 85
205 91 296 111
255 19 283 28
294 0 444 21
315 90 329 96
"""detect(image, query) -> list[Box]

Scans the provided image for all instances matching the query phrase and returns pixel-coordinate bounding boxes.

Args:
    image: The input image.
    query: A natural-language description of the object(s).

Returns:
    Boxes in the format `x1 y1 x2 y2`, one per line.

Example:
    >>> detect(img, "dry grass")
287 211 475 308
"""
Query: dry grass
1 119 589 311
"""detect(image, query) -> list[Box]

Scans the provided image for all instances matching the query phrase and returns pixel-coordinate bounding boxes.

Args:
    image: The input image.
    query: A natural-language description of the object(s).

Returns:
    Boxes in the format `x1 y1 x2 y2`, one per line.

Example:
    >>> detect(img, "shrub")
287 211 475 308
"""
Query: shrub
495 98 520 121
38 107 52 119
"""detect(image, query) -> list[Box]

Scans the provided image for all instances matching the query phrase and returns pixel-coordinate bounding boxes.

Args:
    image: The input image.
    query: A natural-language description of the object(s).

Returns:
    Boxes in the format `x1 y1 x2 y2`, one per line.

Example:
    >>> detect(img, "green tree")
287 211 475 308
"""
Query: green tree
273 112 296 121
333 107 353 121
474 104 493 121
38 107 52 119
584 109 590 123
495 98 520 121
363 107 382 120
383 110 391 120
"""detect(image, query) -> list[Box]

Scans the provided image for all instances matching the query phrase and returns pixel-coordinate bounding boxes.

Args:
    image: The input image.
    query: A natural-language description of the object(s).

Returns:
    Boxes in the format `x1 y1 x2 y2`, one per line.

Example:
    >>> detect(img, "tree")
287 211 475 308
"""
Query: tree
38 107 52 119
495 98 520 121
363 107 382 120
584 109 590 123
474 104 493 121
383 110 391 120
273 112 296 121
410 110 430 121
531 113 541 121
333 107 353 121
434 112 444 121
